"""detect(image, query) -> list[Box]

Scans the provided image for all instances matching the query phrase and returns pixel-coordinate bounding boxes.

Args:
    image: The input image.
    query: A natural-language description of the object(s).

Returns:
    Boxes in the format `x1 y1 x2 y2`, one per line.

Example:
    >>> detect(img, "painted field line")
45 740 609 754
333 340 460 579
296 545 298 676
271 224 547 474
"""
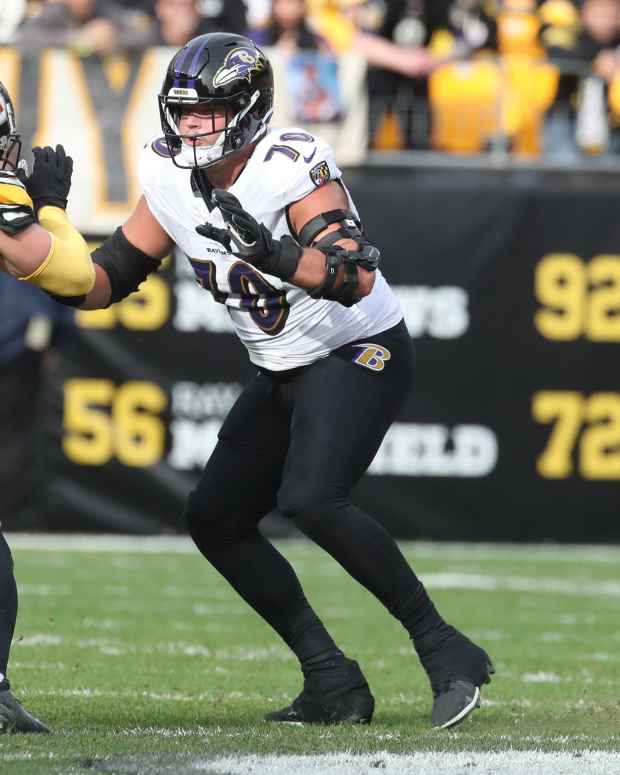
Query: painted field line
6 533 197 554
420 573 620 597
5 534 620 563
3 750 617 775
7 535 620 598
213 751 620 775
70 751 620 775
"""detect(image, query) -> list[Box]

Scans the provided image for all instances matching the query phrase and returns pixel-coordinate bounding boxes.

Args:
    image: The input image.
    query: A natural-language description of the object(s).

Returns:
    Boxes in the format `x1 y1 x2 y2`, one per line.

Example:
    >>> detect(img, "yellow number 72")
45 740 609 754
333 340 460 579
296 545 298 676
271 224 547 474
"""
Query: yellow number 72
532 391 620 479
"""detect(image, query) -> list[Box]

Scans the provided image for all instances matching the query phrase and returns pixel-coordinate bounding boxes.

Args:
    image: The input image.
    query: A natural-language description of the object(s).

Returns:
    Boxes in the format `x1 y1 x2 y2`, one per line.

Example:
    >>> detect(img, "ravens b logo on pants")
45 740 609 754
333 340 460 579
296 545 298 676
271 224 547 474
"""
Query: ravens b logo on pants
353 344 392 372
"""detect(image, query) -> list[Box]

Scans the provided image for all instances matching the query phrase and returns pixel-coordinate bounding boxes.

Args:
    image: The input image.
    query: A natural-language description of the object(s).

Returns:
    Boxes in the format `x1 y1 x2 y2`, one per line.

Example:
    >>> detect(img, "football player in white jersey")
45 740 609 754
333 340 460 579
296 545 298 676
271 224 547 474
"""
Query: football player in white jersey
68 33 494 728
0 80 96 734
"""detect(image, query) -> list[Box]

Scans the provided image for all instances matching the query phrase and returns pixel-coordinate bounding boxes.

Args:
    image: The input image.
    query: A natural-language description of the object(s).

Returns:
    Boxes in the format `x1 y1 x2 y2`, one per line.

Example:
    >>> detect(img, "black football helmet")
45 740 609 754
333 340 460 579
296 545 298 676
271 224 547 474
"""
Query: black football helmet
0 81 21 172
158 32 274 169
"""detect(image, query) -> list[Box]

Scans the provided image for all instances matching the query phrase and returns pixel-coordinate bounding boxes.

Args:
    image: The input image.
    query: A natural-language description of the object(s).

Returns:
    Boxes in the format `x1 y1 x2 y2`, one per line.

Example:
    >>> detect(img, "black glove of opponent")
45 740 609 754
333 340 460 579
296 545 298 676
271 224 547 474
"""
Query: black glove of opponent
196 189 302 280
25 144 74 212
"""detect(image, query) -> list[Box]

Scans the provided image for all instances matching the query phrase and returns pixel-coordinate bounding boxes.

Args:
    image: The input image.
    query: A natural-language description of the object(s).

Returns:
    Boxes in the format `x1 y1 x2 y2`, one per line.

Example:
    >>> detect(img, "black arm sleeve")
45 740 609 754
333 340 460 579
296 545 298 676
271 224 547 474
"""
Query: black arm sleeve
92 226 162 306
46 291 88 308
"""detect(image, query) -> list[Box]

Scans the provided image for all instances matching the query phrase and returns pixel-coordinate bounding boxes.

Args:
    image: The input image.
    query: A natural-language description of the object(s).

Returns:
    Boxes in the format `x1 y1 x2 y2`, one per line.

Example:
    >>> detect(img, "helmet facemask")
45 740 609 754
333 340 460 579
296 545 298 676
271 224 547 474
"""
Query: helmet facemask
158 89 272 170
0 86 22 173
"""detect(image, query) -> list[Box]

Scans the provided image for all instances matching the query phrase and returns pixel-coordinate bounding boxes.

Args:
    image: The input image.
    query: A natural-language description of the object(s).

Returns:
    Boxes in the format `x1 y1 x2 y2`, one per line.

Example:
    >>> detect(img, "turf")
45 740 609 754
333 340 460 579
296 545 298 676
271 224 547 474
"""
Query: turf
1 537 619 774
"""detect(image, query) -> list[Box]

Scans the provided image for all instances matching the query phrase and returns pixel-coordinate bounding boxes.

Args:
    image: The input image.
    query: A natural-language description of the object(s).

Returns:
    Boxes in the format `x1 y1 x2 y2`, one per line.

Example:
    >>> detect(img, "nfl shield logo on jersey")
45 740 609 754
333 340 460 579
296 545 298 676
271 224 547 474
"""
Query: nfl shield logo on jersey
309 160 331 187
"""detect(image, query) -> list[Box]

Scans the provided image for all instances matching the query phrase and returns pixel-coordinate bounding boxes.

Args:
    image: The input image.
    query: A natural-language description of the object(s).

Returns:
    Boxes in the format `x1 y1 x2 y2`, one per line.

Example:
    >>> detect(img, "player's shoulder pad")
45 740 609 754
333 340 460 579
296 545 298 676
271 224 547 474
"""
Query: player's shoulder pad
0 171 35 234
0 169 32 203
146 135 181 160
139 135 174 194
255 128 342 208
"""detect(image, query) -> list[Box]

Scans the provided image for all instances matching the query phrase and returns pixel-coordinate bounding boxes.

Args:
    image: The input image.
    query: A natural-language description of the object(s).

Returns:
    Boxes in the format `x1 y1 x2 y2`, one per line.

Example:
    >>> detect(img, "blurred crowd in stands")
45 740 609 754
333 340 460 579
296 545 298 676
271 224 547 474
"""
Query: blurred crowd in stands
2 0 620 157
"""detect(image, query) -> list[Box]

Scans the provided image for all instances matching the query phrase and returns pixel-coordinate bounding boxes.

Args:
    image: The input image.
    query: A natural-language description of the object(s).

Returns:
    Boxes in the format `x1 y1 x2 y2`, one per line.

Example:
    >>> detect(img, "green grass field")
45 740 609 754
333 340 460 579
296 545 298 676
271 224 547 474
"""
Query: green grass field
1 536 619 774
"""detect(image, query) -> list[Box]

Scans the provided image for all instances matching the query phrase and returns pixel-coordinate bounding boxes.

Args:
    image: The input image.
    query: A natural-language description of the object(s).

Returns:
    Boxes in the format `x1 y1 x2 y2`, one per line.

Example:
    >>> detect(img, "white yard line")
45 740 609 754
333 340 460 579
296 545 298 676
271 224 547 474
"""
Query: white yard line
5 534 620 564
6 534 620 597
5 533 198 554
206 752 620 775
419 573 620 597
1 750 619 775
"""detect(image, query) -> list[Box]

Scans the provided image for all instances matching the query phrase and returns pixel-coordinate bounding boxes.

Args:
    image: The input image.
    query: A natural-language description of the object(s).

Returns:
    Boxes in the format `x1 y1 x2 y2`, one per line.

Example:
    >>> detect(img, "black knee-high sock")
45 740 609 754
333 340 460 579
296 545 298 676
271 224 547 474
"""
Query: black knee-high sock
294 502 445 642
0 533 18 682
189 524 343 672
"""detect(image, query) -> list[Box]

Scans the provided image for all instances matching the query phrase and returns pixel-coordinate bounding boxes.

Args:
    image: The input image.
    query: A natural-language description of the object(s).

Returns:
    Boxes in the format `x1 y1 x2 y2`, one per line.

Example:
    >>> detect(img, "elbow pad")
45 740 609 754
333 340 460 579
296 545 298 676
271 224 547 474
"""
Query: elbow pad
310 247 359 308
92 227 161 306
309 227 381 308
18 206 95 296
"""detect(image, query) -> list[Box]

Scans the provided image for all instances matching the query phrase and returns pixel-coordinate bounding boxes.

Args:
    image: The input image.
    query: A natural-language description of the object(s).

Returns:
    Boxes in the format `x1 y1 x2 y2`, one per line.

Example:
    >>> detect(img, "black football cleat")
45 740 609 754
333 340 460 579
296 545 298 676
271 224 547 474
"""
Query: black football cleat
415 625 494 729
430 679 482 729
265 658 375 725
0 688 50 734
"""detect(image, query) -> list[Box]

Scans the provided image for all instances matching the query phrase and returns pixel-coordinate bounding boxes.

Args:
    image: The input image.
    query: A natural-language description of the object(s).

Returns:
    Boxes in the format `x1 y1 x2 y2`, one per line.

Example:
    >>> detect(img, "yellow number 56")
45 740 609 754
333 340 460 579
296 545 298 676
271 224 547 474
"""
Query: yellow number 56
63 379 167 467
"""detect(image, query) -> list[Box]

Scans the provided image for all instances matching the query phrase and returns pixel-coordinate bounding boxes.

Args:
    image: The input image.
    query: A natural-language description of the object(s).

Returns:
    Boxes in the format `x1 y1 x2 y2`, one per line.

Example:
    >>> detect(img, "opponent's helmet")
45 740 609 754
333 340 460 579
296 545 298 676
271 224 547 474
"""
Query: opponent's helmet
158 32 274 169
0 82 21 172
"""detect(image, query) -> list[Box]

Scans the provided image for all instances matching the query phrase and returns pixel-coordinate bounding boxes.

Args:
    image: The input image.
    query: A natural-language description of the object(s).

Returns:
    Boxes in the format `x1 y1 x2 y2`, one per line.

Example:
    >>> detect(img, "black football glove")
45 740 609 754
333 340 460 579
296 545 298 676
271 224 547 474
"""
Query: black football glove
25 144 74 212
194 221 233 252
195 188 302 280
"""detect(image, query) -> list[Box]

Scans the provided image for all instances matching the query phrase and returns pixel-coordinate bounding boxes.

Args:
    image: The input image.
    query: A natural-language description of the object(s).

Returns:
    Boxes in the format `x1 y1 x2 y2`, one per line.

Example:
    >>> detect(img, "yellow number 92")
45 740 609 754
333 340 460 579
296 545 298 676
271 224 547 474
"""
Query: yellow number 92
535 253 620 341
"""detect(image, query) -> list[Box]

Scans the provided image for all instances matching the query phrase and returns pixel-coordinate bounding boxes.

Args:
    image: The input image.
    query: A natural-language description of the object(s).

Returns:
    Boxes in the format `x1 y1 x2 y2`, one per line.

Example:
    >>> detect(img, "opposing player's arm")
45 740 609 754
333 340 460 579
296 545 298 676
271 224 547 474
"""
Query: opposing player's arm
0 205 96 298
287 181 376 301
80 195 174 310
0 146 95 300
0 222 53 277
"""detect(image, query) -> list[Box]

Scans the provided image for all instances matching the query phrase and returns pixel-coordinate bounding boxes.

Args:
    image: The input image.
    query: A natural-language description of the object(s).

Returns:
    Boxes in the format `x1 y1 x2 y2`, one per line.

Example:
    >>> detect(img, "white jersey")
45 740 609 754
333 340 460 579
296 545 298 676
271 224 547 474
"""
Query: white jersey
139 127 403 371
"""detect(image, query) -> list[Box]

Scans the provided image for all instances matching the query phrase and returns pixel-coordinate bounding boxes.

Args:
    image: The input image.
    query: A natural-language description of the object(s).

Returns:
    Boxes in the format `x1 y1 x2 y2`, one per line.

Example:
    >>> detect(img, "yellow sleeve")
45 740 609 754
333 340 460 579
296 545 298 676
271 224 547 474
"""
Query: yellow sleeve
18 206 95 296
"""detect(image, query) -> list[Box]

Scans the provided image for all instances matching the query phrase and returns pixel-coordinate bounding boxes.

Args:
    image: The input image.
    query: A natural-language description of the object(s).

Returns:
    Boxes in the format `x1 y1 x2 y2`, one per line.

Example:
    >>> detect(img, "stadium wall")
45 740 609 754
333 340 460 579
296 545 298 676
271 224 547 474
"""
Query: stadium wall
40 167 620 541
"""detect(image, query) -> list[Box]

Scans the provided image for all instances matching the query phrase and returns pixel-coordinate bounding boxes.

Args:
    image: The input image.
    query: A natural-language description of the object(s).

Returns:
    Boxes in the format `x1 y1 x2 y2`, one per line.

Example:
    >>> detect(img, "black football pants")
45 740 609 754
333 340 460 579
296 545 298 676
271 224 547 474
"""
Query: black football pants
186 320 440 652
0 531 17 679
